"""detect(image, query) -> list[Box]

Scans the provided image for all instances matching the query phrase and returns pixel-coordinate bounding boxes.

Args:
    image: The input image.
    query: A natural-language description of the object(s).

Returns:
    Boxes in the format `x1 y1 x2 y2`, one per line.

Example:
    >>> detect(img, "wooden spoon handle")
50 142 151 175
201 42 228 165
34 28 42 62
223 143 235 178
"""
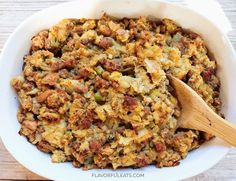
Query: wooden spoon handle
205 116 236 146
186 108 236 146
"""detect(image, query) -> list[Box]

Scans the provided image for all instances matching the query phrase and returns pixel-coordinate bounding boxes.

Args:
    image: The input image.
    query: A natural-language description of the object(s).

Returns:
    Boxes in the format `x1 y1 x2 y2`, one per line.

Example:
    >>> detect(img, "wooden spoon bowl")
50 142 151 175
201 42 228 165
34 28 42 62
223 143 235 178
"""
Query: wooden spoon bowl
168 75 236 147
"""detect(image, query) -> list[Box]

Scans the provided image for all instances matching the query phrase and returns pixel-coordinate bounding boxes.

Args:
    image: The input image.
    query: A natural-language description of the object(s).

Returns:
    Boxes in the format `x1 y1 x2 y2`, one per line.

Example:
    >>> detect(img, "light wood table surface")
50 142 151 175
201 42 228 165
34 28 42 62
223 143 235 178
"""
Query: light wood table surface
0 0 236 180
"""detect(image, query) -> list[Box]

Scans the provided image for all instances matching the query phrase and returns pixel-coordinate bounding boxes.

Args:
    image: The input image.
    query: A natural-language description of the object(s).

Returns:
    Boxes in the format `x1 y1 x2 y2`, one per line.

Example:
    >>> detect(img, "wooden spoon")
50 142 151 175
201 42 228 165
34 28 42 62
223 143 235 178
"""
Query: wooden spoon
168 75 236 146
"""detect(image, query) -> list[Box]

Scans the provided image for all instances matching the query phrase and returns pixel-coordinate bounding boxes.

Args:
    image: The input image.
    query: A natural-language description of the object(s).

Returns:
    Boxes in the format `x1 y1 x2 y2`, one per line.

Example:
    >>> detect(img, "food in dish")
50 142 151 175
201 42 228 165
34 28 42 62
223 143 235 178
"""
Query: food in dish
11 14 221 170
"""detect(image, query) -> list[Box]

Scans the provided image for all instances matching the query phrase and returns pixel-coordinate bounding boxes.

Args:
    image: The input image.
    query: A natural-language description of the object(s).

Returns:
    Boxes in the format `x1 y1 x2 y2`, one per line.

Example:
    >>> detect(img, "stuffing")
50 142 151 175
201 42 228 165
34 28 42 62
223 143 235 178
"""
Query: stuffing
11 14 220 170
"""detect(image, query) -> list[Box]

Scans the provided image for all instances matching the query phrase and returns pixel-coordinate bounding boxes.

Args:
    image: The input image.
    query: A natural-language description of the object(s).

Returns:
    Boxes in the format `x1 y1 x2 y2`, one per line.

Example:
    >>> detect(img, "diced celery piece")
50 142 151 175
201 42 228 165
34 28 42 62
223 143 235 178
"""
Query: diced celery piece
95 66 104 75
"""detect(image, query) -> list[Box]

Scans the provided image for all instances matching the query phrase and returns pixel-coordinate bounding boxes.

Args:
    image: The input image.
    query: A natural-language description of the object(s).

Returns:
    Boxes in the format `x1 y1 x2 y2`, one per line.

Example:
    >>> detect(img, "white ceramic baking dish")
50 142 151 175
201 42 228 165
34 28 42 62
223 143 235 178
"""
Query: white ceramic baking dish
0 0 236 180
